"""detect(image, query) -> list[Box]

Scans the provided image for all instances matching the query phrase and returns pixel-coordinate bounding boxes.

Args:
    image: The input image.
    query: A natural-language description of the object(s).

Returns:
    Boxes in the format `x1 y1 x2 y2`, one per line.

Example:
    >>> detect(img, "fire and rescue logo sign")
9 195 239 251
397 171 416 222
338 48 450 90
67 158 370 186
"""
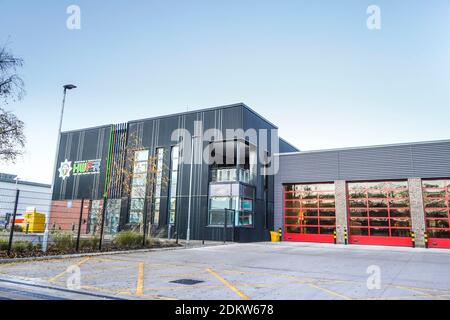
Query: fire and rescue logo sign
58 159 101 180
58 159 73 180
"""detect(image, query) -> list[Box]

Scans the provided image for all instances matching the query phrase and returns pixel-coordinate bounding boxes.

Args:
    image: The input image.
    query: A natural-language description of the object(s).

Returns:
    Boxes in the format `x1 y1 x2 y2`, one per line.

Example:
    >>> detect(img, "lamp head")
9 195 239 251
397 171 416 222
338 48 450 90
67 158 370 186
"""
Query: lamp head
63 84 77 90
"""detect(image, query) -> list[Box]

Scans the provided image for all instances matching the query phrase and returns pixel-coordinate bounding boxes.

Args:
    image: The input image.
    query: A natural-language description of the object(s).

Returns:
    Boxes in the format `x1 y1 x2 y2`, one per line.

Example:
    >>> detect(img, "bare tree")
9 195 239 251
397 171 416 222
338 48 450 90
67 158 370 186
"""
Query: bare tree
0 109 24 162
0 44 25 163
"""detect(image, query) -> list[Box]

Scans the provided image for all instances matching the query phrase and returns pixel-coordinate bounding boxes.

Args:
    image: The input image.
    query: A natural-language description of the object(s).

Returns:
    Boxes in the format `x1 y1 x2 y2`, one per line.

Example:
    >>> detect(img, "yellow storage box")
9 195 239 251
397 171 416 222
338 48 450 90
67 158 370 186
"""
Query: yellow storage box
23 209 46 233
270 231 281 242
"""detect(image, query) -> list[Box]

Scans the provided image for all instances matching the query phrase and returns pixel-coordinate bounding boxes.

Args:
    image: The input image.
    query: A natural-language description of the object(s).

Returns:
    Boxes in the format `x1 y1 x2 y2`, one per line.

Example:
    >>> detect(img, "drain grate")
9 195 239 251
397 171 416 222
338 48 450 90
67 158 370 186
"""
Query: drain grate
170 279 204 286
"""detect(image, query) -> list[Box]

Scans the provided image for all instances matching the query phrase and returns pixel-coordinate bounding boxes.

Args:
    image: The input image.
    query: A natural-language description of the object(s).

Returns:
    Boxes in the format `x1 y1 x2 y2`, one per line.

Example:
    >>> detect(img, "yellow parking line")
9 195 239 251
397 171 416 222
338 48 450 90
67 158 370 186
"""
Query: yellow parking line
207 268 250 300
82 284 178 300
306 283 353 300
136 263 145 296
49 257 91 283
366 293 450 300
388 284 450 295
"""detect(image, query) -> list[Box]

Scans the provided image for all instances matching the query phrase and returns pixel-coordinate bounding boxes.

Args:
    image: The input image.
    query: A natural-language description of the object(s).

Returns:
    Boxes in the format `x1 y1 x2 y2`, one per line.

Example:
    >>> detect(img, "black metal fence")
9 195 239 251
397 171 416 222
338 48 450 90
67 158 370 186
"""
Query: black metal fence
0 188 175 258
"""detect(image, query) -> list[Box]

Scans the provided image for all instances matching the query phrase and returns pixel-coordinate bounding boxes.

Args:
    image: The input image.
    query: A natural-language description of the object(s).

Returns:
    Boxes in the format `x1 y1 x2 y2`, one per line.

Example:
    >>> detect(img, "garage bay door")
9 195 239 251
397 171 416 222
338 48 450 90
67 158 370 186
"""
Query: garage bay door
422 180 450 249
348 181 412 247
283 183 336 243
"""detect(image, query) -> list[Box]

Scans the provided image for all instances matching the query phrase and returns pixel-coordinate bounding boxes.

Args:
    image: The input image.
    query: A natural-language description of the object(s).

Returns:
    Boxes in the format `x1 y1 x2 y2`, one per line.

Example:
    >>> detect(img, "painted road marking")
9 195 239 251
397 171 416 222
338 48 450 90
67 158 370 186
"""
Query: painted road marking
206 268 250 300
305 282 353 300
136 263 145 296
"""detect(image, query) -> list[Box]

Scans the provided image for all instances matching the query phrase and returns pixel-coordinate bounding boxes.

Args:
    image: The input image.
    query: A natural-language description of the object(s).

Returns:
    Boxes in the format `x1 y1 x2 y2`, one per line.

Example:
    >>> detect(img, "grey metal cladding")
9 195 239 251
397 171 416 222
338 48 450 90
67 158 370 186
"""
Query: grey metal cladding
338 145 414 180
278 151 339 183
411 141 450 178
277 140 450 183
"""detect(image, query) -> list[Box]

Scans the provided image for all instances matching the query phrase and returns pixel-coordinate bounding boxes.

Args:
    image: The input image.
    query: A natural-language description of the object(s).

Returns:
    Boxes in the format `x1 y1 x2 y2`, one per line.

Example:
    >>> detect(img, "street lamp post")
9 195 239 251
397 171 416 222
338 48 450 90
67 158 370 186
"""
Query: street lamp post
186 134 201 246
42 84 77 252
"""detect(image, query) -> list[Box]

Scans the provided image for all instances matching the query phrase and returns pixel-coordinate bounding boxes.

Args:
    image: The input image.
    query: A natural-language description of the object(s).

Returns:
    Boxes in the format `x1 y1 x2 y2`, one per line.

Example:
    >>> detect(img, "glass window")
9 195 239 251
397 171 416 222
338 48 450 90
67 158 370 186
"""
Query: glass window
370 228 389 237
425 209 448 218
208 196 251 227
135 150 149 162
134 162 148 174
87 200 103 234
131 185 146 198
350 218 369 227
105 199 121 235
238 211 253 227
130 198 145 210
287 226 301 233
167 146 180 226
240 199 253 211
128 149 149 226
210 197 231 210
209 210 226 226
152 148 164 225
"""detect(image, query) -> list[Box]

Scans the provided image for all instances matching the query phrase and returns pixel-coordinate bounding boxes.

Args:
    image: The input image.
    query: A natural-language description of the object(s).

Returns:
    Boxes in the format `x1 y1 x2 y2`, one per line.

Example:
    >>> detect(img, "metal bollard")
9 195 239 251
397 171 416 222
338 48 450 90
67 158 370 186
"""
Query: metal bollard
411 231 416 248
424 232 429 249
333 230 337 244
344 228 348 245
25 223 29 235
278 228 283 242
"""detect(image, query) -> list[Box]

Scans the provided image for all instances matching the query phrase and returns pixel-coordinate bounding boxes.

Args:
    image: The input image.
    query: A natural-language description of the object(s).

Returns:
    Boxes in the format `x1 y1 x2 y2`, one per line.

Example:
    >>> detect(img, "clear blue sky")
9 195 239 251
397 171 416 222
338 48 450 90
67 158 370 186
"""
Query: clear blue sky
1 0 449 183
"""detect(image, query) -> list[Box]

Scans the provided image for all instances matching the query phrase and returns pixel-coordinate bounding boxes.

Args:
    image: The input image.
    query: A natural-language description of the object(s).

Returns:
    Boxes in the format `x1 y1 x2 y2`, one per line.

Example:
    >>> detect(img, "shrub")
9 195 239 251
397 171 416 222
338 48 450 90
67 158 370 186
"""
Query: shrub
146 238 178 248
51 232 74 251
79 236 100 251
146 238 161 247
0 239 9 251
12 241 33 252
13 225 23 232
114 231 143 249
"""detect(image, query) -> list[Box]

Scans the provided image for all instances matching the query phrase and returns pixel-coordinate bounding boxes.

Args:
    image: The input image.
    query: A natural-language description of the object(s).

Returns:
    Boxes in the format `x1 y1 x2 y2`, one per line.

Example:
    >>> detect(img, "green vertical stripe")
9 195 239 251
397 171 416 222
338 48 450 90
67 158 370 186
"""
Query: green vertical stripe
104 125 114 197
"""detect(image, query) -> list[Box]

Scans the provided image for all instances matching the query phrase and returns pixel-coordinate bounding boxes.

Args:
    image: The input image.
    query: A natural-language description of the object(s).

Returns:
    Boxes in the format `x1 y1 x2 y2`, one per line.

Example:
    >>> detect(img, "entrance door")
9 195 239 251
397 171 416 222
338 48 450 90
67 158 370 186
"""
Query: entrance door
284 183 336 243
348 181 412 247
422 180 450 249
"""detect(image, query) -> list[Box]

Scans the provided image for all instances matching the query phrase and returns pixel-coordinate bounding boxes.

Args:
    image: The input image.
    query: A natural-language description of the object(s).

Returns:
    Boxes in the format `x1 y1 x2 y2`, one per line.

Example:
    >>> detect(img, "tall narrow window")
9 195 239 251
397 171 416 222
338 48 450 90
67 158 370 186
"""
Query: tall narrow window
152 148 164 226
129 150 149 225
168 146 180 226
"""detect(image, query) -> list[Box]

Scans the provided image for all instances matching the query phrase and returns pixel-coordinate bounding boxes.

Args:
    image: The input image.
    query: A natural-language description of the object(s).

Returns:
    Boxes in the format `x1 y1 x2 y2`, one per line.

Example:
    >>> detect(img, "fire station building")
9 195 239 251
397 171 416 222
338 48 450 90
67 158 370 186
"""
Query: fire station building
51 103 450 248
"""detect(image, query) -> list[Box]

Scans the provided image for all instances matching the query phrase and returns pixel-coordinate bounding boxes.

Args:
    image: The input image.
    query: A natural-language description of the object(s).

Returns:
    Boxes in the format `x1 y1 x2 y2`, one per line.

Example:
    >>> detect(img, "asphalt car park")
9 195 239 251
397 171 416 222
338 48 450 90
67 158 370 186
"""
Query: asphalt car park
1 242 450 300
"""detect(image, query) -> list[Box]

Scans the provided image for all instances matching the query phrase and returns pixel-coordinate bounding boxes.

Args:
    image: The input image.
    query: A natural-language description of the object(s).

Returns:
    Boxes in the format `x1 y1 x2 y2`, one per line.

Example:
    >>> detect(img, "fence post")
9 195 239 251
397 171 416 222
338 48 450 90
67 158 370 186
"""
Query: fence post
142 204 149 248
98 197 108 251
231 209 236 243
223 209 228 244
76 198 85 252
7 189 20 256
